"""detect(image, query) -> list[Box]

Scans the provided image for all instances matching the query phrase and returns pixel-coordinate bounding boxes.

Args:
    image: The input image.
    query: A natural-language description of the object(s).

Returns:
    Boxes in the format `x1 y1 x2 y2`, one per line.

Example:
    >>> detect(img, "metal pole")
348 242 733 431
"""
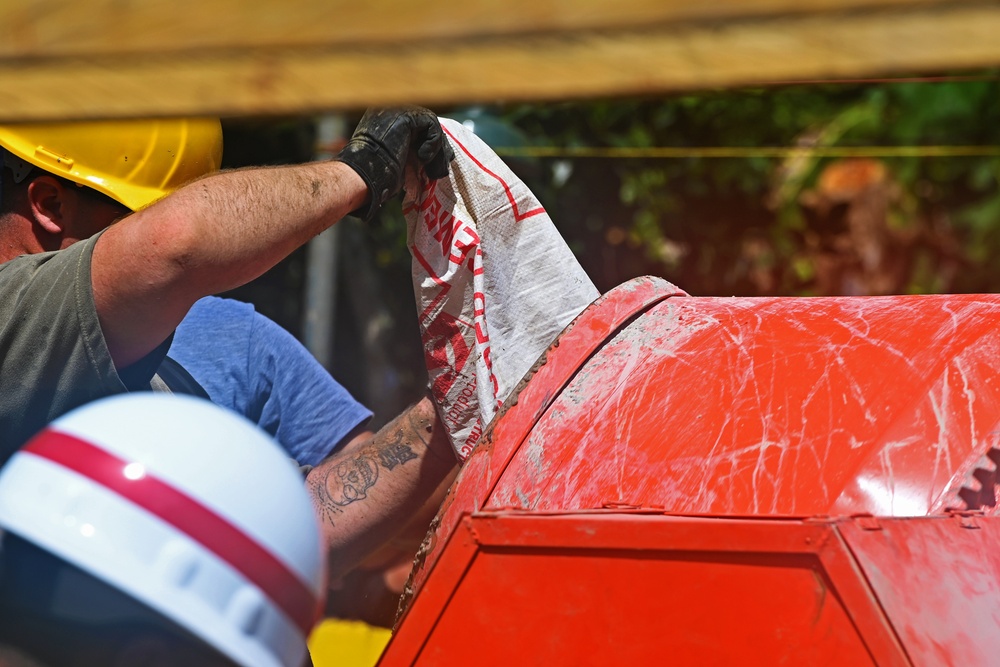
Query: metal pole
302 115 346 369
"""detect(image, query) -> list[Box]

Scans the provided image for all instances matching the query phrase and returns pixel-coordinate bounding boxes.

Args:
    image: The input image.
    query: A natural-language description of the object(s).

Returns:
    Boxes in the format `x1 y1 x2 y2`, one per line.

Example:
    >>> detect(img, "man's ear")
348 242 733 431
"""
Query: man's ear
25 175 69 236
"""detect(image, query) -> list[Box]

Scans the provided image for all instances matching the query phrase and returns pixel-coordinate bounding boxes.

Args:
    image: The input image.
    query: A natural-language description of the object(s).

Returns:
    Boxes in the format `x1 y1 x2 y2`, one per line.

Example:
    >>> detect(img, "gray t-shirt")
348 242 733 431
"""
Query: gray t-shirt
0 235 168 459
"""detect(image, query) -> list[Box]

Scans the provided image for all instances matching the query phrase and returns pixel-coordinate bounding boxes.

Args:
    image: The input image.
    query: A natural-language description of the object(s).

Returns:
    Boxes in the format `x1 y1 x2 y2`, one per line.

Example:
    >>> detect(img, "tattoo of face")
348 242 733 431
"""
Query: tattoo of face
309 454 378 525
309 423 421 525
331 455 379 505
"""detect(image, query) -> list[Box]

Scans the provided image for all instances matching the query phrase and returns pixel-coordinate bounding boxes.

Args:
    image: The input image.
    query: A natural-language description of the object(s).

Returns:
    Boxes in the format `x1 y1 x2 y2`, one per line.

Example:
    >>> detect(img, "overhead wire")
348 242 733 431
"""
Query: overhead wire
493 146 1000 159
755 74 1000 86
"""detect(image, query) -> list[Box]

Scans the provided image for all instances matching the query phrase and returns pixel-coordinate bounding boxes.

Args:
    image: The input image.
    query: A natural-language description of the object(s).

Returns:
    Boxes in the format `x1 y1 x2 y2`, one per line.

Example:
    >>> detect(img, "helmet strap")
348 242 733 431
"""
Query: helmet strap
2 150 33 184
0 148 36 213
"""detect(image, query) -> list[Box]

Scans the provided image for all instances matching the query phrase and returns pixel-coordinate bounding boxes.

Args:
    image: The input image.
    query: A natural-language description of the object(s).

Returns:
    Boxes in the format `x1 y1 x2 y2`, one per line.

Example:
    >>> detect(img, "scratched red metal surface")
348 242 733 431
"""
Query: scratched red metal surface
404 277 683 597
381 513 911 666
839 515 1000 666
485 293 1000 517
387 284 1000 665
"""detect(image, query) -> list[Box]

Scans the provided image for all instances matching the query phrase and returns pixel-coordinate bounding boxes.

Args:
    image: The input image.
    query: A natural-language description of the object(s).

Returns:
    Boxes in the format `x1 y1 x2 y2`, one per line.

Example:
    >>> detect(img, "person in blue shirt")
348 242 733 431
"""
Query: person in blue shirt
169 296 373 467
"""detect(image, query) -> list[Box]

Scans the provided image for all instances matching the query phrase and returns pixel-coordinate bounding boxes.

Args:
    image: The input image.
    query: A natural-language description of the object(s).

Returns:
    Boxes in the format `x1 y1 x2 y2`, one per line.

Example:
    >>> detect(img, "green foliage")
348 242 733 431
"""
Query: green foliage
481 74 1000 296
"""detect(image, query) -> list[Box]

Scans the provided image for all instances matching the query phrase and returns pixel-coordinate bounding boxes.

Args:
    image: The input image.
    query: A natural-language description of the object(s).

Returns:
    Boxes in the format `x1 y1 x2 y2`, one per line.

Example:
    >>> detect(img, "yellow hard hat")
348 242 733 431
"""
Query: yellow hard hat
0 117 222 211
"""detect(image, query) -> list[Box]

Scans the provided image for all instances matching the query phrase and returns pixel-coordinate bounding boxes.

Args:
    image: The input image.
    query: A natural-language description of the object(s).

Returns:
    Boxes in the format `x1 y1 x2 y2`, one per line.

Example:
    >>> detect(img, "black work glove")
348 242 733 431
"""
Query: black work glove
334 106 454 222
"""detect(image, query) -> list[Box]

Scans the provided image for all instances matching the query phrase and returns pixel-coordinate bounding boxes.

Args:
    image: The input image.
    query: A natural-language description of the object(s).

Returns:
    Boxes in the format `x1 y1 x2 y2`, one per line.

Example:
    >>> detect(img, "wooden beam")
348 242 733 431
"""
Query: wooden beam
0 0 956 58
0 1 997 121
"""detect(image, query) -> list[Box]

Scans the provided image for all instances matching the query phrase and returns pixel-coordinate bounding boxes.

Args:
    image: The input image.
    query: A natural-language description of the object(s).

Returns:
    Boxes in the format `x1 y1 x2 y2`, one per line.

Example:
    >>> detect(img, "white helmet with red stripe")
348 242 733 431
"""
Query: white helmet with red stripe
0 393 326 667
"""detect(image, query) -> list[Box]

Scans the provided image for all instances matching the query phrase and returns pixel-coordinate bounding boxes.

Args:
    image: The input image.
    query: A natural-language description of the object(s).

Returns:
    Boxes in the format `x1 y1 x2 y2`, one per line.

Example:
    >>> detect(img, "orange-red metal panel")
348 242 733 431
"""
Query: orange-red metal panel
839 515 1000 666
391 282 1000 663
407 277 682 595
486 293 1000 517
381 513 910 666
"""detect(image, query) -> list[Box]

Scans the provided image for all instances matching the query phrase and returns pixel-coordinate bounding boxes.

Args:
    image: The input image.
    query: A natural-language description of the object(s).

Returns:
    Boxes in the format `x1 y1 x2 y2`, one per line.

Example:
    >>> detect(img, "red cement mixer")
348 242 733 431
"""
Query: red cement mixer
379 276 1000 666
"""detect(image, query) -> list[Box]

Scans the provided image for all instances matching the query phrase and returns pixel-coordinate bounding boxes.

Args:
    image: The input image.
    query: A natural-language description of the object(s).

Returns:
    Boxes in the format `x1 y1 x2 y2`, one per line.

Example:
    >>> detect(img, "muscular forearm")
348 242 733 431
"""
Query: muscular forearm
92 161 367 367
305 395 457 582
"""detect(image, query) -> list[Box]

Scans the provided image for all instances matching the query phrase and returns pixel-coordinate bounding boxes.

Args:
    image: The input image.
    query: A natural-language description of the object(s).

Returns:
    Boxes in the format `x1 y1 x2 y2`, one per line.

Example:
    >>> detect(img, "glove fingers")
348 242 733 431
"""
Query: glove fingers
423 147 452 180
416 123 454 180
335 107 453 221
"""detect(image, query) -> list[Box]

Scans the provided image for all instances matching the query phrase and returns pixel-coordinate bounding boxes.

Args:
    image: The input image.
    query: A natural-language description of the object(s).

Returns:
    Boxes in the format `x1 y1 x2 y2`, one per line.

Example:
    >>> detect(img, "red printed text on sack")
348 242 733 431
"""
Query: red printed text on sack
422 310 471 398
472 289 499 402
418 188 481 272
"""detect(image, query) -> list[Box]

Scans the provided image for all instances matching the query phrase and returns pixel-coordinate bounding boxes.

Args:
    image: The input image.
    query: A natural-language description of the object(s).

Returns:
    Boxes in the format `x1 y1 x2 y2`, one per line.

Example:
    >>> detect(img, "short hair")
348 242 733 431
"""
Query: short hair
0 149 31 215
0 150 129 218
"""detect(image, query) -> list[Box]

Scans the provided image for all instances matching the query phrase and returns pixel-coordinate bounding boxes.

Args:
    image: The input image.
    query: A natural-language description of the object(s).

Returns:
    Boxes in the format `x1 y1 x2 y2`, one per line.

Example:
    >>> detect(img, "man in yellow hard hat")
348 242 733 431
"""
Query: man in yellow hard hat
0 108 458 581
0 117 375 472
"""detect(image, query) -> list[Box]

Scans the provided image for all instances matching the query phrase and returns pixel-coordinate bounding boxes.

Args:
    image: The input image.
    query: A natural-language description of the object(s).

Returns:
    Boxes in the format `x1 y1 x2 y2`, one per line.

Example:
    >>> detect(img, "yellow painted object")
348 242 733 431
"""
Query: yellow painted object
4 0 1000 122
308 619 392 667
0 117 221 211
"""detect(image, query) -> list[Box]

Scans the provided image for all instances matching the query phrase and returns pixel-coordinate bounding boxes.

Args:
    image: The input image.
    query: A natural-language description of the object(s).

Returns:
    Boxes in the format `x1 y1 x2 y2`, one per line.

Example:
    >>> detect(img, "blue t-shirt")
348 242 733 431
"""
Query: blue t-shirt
168 296 372 466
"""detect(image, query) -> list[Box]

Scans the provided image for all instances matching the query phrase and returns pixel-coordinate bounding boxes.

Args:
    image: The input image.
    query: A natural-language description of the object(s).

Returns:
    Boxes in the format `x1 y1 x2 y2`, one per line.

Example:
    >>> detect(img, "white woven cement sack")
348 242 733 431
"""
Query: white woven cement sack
403 118 600 461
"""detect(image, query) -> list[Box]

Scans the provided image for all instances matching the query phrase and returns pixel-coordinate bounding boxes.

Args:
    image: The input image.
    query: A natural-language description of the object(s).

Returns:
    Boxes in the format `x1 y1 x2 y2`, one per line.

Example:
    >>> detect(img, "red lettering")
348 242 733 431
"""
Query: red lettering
474 321 489 345
473 292 486 317
415 193 433 214
447 222 479 266
459 419 484 458
422 312 471 396
432 209 454 245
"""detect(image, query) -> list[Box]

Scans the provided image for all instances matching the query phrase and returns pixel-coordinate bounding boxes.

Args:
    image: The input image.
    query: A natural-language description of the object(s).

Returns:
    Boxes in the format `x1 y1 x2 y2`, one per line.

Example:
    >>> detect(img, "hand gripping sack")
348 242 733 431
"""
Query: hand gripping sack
404 119 600 460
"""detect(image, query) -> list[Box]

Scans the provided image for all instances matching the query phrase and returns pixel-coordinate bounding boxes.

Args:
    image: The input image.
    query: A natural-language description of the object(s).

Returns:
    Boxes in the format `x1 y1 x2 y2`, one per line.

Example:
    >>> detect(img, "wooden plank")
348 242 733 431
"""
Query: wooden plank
0 0 954 58
0 2 997 121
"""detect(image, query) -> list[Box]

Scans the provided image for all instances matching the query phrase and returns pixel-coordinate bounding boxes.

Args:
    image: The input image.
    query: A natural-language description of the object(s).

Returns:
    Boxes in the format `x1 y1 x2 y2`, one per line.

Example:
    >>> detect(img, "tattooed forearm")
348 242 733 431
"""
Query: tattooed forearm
309 415 422 525
305 395 458 579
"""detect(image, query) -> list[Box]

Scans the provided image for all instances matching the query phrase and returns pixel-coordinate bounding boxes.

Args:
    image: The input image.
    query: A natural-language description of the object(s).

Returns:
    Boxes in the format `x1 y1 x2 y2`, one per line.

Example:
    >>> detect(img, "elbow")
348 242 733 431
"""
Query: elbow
130 204 207 290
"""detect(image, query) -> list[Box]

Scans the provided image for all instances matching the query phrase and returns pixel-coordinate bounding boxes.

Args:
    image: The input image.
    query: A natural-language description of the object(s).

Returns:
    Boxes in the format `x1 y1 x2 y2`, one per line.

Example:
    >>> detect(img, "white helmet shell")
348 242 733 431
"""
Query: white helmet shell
0 394 326 667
